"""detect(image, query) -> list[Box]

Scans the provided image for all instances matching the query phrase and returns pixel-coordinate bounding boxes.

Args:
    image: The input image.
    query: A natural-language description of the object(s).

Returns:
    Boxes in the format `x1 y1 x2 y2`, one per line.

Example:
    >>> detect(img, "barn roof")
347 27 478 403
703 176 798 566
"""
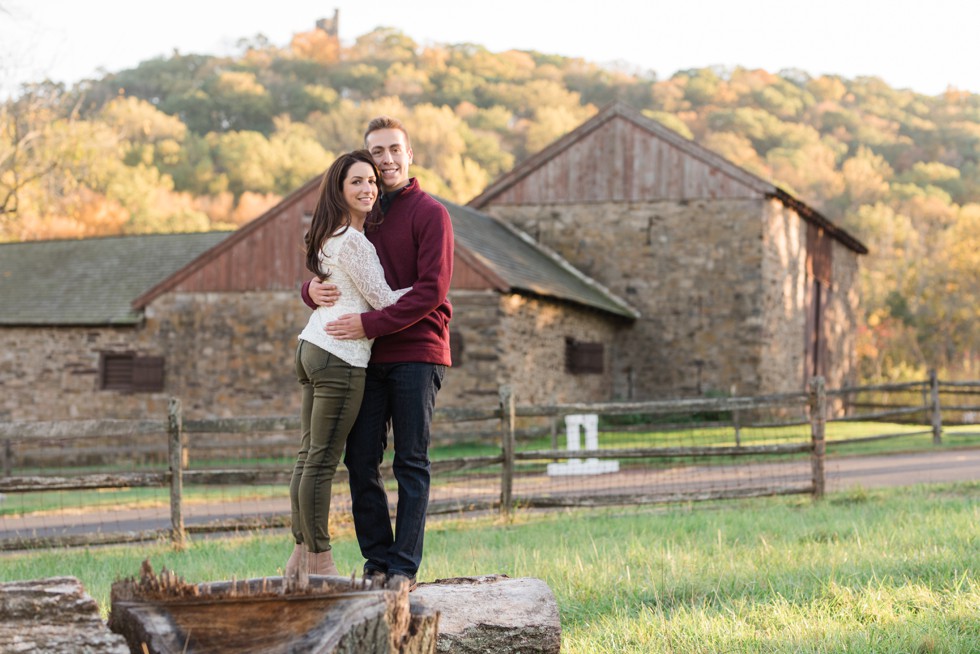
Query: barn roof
130 184 638 319
442 198 638 319
470 101 868 255
0 232 231 326
0 192 636 326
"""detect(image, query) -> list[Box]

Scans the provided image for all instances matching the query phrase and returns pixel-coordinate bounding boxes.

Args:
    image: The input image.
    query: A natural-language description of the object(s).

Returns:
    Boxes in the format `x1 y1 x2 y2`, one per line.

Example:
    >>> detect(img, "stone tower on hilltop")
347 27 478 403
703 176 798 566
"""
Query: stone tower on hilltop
316 9 340 37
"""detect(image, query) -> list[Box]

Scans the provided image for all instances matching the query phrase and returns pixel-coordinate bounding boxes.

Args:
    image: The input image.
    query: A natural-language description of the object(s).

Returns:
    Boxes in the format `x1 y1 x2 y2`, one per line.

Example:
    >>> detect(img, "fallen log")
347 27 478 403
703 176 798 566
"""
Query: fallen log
107 560 437 654
0 576 129 653
413 575 561 654
107 562 560 654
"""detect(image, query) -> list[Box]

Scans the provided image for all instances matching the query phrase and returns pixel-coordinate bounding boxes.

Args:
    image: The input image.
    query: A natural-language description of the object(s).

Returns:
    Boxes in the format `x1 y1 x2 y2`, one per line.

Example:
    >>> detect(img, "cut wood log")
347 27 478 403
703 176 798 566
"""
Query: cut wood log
107 563 560 654
107 560 438 654
0 576 130 654
412 575 561 654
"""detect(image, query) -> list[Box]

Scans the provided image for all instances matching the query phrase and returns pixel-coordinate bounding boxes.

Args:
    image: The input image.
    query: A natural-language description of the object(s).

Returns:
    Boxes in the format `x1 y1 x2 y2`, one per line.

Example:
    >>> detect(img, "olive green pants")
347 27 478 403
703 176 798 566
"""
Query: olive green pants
289 340 365 553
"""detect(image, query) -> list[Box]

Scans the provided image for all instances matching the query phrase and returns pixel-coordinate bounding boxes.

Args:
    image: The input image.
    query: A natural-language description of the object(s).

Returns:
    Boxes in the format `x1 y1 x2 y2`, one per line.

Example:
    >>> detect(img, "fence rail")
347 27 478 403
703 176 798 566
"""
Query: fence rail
1 374 979 551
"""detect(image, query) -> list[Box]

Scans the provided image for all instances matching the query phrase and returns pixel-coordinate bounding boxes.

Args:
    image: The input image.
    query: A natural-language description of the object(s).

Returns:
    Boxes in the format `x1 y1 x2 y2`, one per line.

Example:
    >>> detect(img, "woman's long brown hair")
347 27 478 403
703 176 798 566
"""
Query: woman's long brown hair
304 150 379 278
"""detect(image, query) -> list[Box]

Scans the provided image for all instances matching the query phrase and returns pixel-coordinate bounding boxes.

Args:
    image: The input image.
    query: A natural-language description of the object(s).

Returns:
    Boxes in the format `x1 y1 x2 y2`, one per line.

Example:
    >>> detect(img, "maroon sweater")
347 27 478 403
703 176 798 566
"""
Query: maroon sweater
303 178 454 366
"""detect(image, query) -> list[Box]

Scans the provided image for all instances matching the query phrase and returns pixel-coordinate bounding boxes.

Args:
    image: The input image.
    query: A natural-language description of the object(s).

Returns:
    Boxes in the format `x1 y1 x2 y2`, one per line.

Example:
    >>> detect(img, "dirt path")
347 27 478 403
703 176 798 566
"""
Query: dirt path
827 448 980 490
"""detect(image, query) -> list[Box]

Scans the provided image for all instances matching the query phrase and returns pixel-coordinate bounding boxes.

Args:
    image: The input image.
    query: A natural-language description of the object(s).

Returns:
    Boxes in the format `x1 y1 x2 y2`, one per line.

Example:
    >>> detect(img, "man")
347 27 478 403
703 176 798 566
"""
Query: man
301 116 453 588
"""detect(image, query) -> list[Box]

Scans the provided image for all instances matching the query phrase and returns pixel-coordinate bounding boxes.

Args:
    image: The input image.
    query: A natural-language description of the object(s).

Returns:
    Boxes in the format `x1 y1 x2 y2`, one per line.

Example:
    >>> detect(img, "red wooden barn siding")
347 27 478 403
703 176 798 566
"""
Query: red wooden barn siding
169 186 318 293
451 257 497 290
489 116 757 205
137 178 499 302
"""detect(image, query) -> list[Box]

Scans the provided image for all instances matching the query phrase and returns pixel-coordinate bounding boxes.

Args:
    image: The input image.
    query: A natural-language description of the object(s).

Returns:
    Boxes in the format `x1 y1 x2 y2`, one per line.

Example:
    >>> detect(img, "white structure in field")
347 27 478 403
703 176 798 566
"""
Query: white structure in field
546 413 620 476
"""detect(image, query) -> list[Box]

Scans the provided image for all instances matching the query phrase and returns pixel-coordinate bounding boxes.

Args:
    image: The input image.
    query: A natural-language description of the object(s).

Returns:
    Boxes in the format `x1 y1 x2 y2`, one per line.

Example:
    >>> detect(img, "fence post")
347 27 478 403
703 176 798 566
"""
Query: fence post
808 376 826 500
929 369 943 445
499 386 515 517
167 397 186 550
731 384 741 447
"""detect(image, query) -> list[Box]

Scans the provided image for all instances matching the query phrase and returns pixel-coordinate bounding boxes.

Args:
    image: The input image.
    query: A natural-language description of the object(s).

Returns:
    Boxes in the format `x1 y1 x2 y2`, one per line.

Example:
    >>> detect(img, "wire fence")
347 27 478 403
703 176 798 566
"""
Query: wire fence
1 375 978 551
500 389 817 511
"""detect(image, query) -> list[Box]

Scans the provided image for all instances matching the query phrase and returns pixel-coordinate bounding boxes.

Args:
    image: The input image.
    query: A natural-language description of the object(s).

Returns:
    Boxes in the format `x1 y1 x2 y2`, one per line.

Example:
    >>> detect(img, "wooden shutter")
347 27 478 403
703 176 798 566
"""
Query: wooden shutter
100 353 165 392
565 339 604 375
133 357 165 392
101 354 134 390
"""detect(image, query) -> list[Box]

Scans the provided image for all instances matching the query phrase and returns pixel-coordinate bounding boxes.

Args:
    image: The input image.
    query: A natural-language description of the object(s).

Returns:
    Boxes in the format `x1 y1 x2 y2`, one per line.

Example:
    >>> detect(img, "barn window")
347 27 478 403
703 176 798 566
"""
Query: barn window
449 329 464 367
100 353 165 392
565 338 604 375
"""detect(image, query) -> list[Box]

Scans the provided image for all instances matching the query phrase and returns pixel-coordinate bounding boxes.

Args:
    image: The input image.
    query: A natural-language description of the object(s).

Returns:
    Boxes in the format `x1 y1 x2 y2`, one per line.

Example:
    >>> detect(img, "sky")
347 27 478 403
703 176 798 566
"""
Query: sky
0 0 977 97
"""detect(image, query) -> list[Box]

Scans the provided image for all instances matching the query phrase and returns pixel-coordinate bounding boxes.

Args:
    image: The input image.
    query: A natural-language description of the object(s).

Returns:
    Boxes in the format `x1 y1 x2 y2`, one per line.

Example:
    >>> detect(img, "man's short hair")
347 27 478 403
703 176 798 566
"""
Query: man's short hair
364 115 411 147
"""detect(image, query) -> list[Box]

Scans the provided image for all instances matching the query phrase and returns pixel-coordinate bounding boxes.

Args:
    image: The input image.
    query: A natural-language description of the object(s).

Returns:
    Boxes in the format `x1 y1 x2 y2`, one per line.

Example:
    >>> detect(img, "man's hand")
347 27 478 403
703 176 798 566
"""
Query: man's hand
325 313 366 340
310 277 341 307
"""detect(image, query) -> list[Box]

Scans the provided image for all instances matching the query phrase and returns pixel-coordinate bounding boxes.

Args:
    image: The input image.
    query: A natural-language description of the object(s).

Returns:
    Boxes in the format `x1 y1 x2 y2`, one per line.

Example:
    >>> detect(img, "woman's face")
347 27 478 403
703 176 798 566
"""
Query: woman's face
343 161 378 218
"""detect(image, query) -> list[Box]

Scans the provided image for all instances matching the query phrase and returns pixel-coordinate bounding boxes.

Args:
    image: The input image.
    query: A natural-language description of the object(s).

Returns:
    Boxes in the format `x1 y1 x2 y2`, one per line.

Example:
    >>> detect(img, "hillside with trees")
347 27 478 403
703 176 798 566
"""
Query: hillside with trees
2 23 979 382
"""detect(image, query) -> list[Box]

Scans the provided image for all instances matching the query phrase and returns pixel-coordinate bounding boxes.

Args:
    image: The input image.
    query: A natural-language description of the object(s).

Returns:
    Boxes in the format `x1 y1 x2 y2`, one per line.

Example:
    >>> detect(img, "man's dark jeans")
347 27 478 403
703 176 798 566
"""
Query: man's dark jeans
344 362 445 578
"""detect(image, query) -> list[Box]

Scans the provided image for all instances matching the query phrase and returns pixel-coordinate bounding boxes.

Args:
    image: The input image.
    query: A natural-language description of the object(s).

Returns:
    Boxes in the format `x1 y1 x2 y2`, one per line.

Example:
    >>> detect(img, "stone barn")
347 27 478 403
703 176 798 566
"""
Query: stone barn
0 101 865 421
0 179 635 422
469 102 867 399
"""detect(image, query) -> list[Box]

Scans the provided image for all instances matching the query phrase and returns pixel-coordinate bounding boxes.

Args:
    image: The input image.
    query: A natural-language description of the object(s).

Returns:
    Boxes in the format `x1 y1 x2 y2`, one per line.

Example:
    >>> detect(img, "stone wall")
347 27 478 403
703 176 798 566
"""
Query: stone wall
485 199 774 399
146 291 306 418
0 324 171 421
497 293 621 406
1 288 624 424
759 199 808 393
0 292 309 422
824 239 860 390
438 290 623 412
439 290 506 410
757 199 861 393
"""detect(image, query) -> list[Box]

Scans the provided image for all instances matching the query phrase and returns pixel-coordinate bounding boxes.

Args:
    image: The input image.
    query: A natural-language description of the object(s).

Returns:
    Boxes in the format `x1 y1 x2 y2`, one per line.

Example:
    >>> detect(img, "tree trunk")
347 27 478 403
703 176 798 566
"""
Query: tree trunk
413 575 561 654
107 560 437 654
0 576 130 653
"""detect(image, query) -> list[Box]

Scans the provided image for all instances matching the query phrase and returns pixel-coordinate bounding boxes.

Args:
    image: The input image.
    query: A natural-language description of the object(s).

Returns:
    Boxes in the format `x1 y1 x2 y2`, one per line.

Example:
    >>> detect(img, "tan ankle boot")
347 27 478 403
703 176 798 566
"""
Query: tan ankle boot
284 542 306 578
307 549 339 576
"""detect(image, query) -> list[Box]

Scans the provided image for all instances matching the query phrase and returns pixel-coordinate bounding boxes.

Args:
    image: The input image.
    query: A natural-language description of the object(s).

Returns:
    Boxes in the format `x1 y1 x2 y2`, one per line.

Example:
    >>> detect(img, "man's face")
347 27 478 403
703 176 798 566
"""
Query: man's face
365 128 413 192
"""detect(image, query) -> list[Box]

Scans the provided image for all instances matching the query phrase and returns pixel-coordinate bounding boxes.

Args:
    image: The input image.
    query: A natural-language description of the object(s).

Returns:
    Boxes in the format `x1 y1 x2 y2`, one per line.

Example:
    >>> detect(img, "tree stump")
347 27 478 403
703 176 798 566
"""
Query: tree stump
413 575 561 653
107 560 438 654
0 576 130 653
107 563 560 654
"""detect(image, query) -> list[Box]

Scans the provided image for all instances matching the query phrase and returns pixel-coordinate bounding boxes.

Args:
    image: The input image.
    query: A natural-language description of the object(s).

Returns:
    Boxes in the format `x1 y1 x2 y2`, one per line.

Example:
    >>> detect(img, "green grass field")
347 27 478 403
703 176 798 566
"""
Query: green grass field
2 482 978 653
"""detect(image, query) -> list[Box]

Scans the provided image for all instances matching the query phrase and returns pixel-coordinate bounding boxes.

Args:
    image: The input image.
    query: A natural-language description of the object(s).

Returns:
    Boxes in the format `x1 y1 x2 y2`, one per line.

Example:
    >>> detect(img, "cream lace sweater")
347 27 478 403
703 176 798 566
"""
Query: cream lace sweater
298 228 410 367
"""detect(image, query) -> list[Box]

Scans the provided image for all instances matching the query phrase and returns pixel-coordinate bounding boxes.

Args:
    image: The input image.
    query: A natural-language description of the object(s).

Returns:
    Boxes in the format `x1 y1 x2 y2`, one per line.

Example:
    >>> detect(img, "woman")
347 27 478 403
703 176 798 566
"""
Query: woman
285 150 410 578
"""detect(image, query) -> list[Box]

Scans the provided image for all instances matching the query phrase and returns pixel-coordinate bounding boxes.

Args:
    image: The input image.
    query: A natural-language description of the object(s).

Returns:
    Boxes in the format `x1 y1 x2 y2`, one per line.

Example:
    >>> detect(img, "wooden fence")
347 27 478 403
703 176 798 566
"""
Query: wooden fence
1 375 978 551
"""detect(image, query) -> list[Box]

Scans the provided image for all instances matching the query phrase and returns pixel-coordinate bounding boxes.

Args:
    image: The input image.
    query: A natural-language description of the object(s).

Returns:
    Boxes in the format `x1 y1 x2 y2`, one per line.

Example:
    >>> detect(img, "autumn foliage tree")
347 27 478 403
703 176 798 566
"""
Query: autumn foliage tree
0 82 67 233
3 23 980 379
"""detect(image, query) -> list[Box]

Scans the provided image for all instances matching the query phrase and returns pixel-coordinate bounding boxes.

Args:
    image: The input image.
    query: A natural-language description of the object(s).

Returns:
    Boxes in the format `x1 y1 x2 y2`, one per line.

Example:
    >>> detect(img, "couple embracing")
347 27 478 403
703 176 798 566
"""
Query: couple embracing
286 116 453 590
